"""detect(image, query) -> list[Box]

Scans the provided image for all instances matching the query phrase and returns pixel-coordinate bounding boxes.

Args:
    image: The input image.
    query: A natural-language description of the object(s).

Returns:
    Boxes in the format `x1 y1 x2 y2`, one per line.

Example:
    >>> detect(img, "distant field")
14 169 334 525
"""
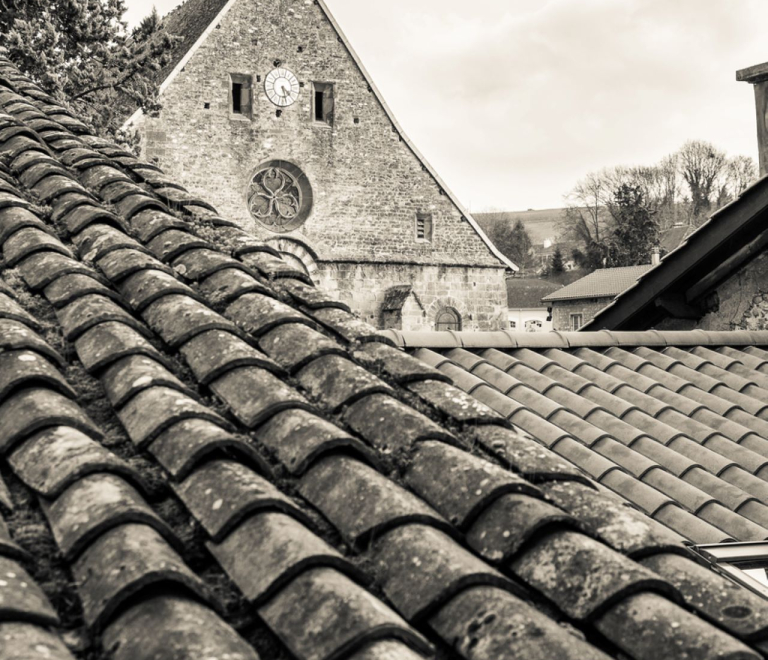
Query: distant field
475 208 568 246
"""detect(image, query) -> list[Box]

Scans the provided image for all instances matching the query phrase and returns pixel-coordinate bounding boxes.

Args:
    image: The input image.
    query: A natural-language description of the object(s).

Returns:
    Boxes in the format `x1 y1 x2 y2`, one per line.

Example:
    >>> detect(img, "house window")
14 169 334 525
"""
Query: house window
230 74 252 117
695 542 768 600
436 308 461 332
313 82 334 125
525 319 543 332
416 212 433 242
509 320 517 330
570 313 583 331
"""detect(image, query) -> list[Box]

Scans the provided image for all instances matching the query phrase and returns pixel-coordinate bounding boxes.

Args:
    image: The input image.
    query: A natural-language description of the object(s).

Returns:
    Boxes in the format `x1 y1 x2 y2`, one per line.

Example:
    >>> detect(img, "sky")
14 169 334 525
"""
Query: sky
124 0 768 212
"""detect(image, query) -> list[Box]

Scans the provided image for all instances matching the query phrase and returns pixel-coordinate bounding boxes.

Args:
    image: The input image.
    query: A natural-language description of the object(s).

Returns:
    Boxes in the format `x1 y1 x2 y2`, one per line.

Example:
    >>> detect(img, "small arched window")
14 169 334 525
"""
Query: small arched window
525 319 543 332
435 307 461 332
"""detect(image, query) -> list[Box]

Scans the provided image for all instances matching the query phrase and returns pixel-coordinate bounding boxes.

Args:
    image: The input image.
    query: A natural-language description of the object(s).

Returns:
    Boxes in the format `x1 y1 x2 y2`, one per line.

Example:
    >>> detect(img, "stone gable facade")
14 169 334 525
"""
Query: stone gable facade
130 0 509 331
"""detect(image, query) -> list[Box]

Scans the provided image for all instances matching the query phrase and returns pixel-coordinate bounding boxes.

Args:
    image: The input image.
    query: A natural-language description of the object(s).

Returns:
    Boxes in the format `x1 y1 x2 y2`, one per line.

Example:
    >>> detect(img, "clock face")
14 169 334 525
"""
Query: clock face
265 68 300 107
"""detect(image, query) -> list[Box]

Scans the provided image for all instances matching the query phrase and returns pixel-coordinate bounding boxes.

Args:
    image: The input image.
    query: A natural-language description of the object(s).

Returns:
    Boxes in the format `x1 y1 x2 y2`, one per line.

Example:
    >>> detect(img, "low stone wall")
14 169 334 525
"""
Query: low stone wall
314 262 508 331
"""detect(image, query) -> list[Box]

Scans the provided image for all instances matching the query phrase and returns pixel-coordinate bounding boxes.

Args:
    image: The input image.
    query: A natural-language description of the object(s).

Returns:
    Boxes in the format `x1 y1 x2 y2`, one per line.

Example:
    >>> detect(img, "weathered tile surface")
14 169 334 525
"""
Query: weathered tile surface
399 333 768 546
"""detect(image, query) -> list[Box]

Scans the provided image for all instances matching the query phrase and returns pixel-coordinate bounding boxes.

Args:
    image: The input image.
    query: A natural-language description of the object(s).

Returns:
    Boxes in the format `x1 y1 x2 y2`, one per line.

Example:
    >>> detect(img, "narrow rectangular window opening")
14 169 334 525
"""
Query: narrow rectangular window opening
312 82 334 125
232 83 242 113
416 212 433 242
230 74 252 118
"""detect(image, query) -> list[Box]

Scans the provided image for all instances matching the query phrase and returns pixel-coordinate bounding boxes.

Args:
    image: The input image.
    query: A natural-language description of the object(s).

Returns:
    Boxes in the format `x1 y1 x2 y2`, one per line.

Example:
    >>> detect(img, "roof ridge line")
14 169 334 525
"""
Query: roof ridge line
383 329 768 350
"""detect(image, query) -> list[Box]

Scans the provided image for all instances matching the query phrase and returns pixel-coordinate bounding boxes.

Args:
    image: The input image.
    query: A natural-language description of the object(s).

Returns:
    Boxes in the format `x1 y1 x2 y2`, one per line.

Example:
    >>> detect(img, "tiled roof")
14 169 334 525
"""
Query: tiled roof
660 223 694 255
390 329 768 542
157 0 231 86
541 265 653 303
0 54 767 660
506 277 560 308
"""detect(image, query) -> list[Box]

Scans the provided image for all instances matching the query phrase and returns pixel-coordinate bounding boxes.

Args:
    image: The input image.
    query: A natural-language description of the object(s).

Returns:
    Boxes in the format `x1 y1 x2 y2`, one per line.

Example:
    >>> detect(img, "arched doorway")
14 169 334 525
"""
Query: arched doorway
435 307 461 331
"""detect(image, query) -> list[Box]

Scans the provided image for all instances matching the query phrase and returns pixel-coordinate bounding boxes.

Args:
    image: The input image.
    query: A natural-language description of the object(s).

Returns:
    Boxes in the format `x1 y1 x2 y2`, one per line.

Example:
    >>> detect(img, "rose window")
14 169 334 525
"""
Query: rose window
247 161 312 233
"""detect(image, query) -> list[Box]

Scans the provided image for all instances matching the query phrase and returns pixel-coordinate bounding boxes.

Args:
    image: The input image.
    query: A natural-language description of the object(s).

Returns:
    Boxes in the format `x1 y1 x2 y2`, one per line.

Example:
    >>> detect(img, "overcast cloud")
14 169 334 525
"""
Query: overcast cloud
124 0 768 211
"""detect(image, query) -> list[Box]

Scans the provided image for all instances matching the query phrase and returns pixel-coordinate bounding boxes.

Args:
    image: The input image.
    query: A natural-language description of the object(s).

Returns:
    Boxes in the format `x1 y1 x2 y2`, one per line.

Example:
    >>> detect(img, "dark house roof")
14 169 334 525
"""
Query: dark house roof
157 0 231 86
660 223 694 255
586 177 768 330
1 53 768 660
506 277 560 309
541 265 652 303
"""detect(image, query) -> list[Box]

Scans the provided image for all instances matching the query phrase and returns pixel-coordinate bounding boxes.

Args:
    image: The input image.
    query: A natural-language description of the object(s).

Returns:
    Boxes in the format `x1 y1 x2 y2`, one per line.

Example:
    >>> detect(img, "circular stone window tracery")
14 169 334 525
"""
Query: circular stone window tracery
247 160 313 233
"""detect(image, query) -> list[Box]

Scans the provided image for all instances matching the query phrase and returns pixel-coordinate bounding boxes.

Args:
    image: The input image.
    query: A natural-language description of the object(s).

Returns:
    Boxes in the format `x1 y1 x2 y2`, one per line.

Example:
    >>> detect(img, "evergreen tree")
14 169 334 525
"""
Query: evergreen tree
609 184 659 266
1 0 177 144
550 247 565 273
489 218 534 271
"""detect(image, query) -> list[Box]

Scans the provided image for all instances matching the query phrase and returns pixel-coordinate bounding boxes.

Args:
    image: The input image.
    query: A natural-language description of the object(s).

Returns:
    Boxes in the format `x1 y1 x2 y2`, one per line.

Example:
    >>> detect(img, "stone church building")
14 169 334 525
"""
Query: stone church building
125 0 513 331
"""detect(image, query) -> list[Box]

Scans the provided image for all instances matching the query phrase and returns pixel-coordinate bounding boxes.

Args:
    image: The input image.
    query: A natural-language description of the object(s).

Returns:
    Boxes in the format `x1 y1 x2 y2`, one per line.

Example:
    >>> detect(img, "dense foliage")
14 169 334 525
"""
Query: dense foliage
0 0 176 143
609 184 659 266
549 246 565 273
487 217 534 271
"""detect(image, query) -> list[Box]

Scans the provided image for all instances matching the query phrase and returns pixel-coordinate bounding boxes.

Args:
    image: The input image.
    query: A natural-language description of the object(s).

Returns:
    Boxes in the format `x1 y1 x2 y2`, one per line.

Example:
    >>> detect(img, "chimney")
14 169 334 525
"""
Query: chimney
651 246 660 267
737 62 768 176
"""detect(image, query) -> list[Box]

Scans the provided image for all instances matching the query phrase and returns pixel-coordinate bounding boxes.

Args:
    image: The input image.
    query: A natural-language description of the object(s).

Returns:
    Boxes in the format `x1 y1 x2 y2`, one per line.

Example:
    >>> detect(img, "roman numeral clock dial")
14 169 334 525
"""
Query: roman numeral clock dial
265 68 300 107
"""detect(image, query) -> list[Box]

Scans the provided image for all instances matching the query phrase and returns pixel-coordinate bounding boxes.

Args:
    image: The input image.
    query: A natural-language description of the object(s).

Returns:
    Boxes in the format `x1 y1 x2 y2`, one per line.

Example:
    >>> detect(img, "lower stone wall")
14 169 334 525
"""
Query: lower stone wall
551 299 612 331
313 262 508 331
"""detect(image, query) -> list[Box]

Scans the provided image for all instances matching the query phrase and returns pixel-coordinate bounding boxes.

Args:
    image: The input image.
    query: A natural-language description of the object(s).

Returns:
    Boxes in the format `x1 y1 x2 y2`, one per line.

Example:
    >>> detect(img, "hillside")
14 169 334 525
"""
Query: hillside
475 208 568 246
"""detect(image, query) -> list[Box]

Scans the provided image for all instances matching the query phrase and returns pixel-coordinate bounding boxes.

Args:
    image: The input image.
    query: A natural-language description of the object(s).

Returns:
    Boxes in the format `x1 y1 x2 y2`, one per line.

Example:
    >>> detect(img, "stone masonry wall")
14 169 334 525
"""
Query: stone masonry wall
551 299 612 331
136 0 502 271
313 262 508 332
693 250 768 331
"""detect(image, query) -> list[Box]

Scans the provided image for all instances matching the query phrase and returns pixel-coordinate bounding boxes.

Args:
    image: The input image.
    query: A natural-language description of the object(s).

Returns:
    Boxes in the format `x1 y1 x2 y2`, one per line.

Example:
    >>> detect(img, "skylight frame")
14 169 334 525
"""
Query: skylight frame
695 541 768 600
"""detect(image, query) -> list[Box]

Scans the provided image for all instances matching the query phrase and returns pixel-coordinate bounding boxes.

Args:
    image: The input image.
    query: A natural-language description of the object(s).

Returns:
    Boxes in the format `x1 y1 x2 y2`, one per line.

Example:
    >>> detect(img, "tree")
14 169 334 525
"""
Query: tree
725 155 758 198
560 170 613 270
562 170 612 248
1 0 177 143
571 241 611 271
562 143 757 271
676 140 727 223
607 160 680 230
550 247 565 274
609 184 659 266
489 218 534 271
